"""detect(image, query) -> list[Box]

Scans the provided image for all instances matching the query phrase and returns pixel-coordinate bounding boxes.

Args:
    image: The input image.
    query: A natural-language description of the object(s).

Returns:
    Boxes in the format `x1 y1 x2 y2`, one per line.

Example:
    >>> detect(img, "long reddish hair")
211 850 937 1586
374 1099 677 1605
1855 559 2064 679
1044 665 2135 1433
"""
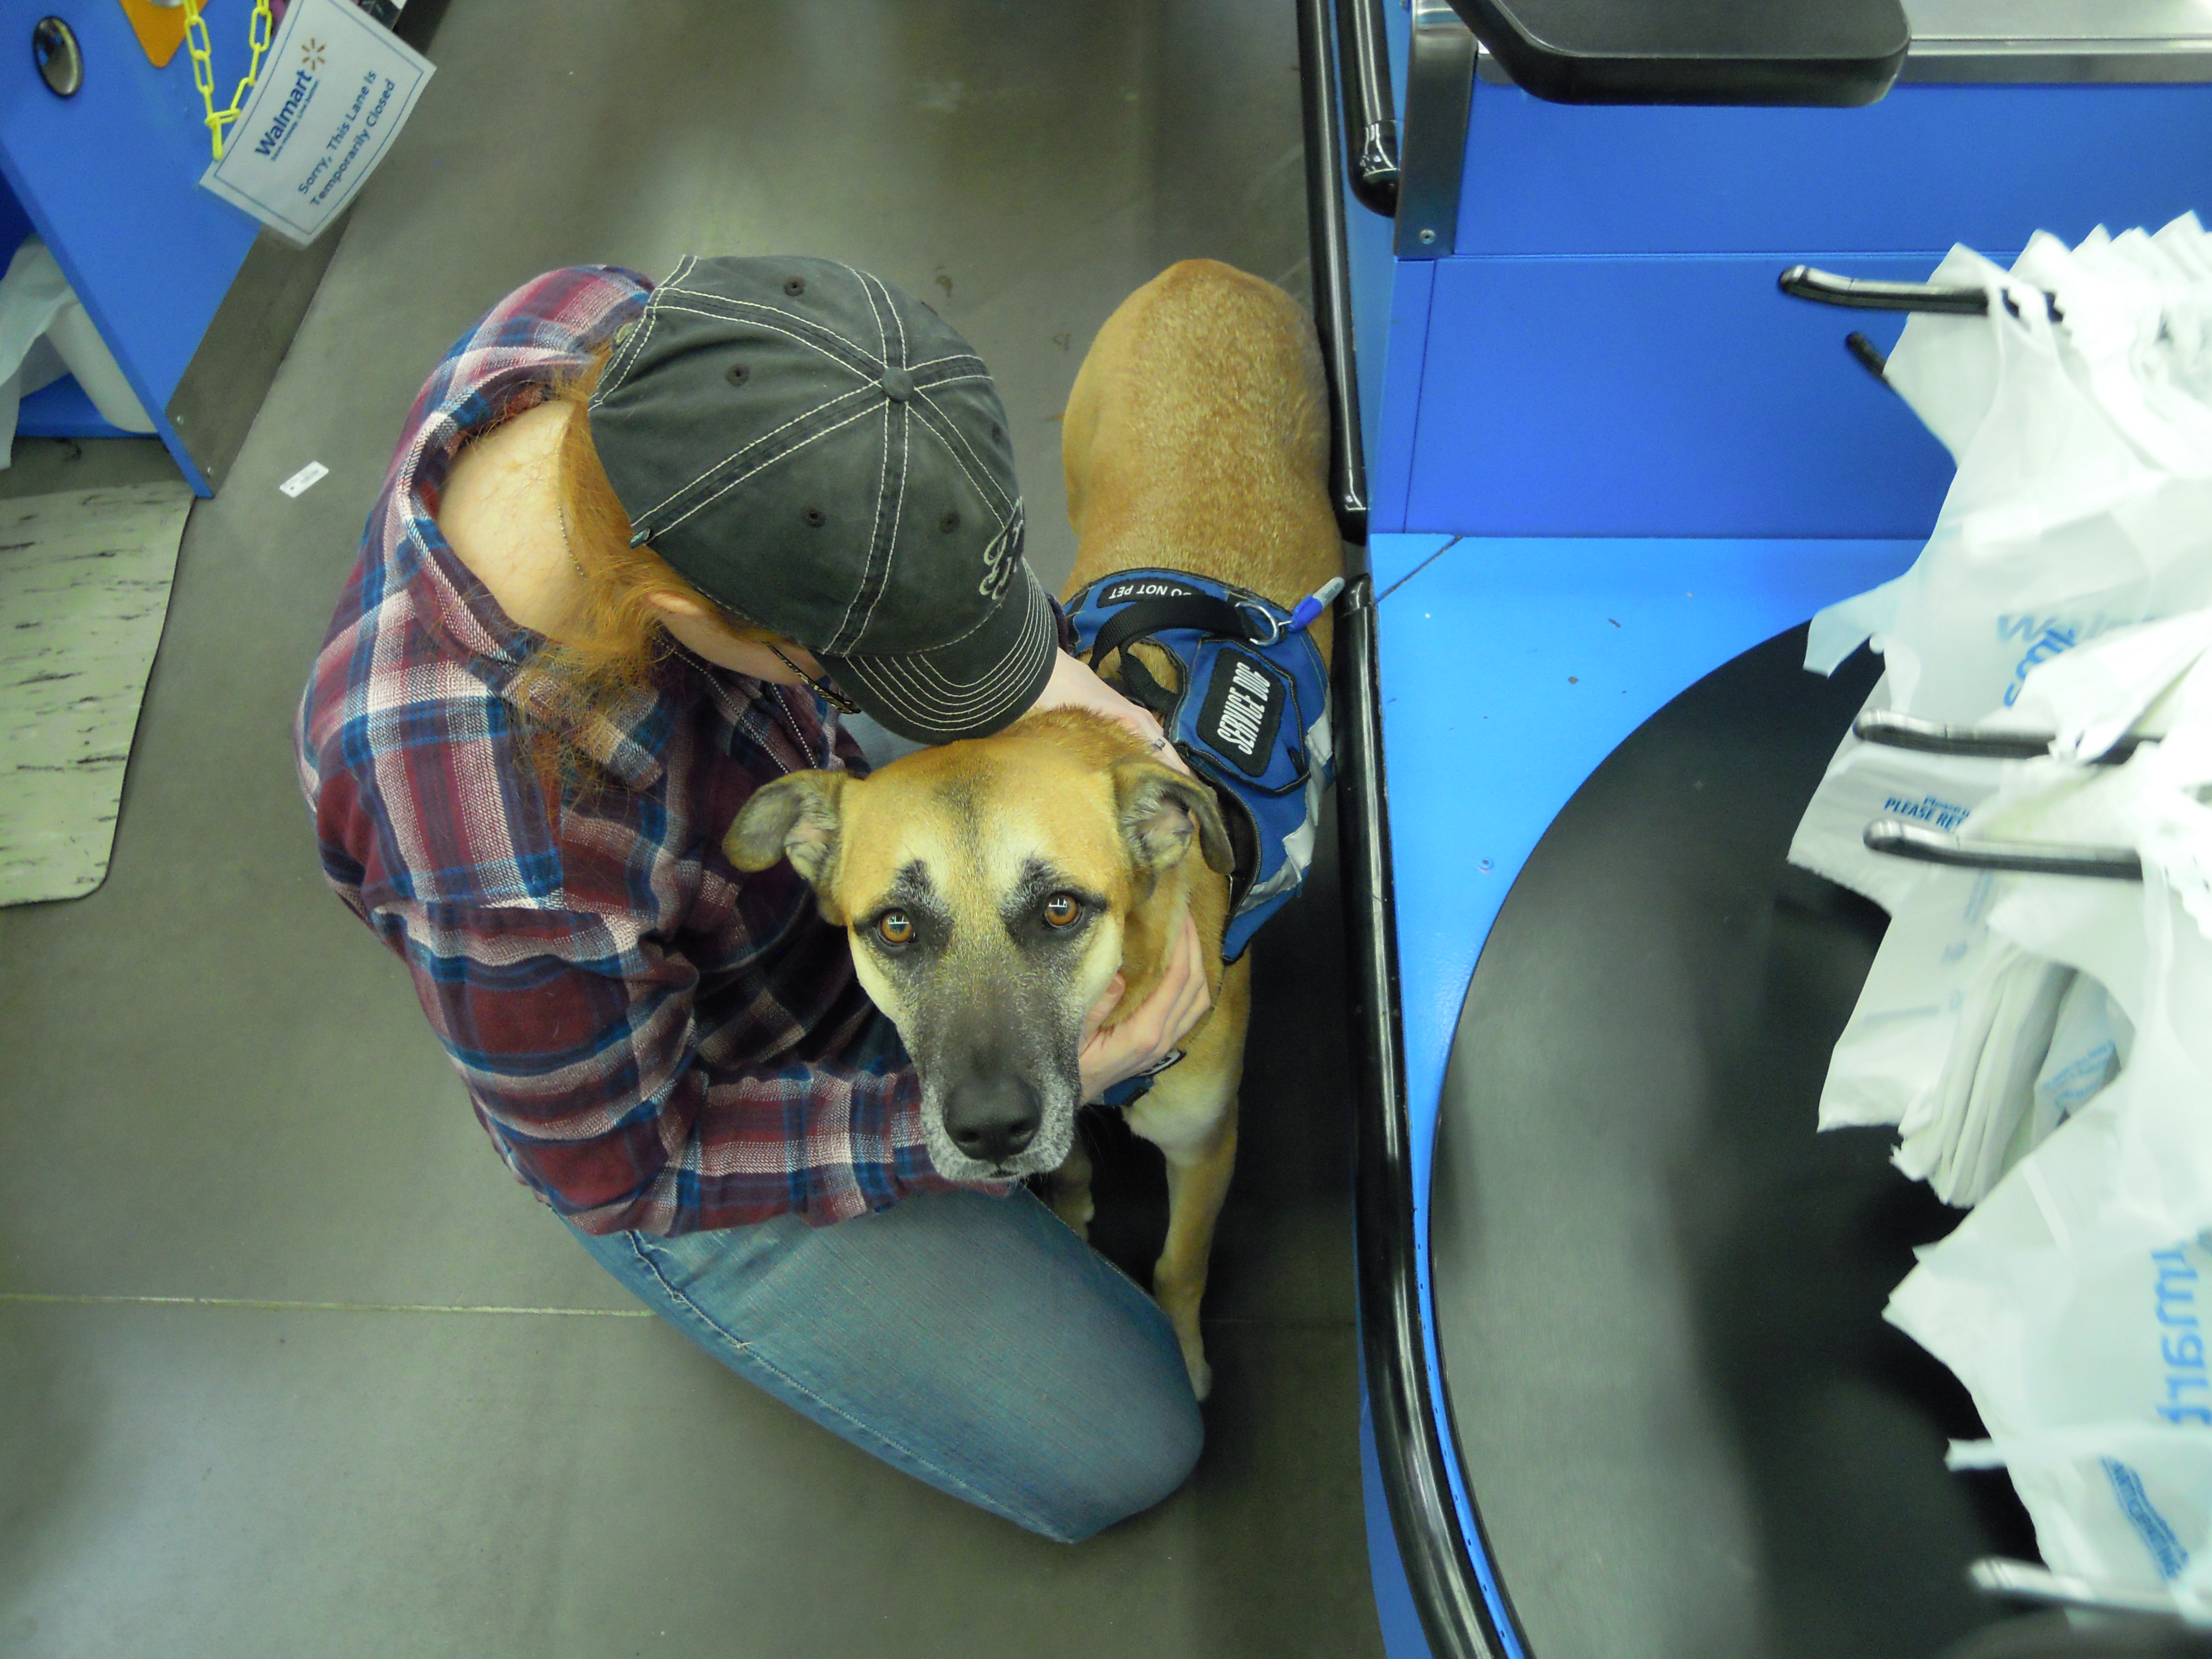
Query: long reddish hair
514 347 779 792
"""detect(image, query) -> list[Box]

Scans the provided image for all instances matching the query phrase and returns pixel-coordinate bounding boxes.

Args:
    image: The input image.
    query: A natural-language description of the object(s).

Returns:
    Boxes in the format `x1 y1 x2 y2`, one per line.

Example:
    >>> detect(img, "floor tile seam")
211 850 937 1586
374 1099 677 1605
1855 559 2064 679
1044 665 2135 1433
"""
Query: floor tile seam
0 1291 651 1318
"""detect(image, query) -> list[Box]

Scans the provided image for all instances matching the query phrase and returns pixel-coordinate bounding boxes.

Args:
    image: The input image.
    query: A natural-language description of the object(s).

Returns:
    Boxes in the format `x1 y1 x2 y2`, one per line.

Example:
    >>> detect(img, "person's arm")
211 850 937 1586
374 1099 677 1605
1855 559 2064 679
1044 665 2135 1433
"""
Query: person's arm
373 890 999 1233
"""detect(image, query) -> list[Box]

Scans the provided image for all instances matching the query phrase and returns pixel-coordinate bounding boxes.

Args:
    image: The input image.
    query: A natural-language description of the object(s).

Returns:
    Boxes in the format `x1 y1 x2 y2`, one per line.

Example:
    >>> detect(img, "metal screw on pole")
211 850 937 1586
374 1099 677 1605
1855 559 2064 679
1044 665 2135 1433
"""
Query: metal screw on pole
1417 227 1436 245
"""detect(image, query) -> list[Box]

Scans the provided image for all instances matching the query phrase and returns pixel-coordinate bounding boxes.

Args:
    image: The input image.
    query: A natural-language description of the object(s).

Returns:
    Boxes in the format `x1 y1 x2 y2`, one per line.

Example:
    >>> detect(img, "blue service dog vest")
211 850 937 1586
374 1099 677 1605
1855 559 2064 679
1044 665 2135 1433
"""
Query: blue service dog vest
1062 568 1334 1105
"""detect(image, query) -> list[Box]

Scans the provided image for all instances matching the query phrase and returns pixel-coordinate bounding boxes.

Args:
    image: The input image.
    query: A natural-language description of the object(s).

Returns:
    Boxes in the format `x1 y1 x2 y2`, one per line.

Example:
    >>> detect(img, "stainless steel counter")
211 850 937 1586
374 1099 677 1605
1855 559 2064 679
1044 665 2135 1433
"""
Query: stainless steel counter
1903 0 2212 81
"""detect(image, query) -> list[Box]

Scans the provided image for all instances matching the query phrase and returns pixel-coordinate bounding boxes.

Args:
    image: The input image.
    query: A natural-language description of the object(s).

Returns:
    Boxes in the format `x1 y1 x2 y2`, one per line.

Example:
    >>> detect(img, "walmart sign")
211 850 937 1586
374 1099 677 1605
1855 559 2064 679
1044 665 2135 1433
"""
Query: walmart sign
201 0 433 247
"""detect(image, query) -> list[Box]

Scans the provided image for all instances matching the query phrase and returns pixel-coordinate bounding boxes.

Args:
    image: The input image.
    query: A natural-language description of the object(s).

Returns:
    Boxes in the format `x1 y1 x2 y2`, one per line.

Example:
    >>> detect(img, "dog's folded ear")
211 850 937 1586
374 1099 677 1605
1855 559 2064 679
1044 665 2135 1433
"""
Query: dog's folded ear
1112 759 1234 880
725 770 847 889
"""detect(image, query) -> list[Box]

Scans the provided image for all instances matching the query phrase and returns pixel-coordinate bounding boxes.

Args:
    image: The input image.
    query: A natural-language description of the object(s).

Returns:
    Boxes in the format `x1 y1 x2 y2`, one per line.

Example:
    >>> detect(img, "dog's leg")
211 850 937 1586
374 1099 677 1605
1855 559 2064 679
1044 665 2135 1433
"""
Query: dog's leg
1153 1107 1238 1401
1043 1134 1095 1240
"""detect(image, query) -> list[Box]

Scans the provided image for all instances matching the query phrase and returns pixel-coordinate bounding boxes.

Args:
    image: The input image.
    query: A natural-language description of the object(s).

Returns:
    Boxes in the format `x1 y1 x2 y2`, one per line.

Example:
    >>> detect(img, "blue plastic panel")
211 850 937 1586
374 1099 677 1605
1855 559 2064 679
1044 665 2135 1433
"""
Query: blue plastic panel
0 165 29 257
17 373 135 438
1367 259 1433 536
1372 531 1921 1642
1401 253 1962 539
0 0 268 484
1460 81 2212 257
0 173 131 440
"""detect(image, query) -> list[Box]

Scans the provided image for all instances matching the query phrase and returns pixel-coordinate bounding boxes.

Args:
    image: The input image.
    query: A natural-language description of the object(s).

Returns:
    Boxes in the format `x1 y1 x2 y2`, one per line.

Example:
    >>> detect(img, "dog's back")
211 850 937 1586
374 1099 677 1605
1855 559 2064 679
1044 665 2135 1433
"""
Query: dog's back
1061 260 1341 660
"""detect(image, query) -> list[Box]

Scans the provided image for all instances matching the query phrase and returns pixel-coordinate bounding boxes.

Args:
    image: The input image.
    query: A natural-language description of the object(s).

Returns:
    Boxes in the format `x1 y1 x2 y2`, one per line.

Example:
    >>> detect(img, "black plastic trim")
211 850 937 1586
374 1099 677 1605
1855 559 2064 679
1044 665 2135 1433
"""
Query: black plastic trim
1335 0 1402 216
1396 0 1477 260
1300 0 1371 546
1300 3 1522 1656
1445 0 1908 106
1292 0 1363 542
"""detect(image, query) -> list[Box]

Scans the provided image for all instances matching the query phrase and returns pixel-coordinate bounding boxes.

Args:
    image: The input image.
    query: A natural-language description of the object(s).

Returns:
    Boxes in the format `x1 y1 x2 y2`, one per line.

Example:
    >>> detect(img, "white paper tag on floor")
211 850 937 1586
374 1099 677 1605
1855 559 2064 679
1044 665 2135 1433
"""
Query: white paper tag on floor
198 0 435 247
0 484 195 906
280 461 330 498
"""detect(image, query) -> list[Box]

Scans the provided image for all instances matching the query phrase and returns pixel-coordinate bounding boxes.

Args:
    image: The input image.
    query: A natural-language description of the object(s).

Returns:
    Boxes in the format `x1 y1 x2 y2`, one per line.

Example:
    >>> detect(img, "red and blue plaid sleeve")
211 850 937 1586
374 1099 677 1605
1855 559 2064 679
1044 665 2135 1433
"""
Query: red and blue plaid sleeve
344 879 979 1234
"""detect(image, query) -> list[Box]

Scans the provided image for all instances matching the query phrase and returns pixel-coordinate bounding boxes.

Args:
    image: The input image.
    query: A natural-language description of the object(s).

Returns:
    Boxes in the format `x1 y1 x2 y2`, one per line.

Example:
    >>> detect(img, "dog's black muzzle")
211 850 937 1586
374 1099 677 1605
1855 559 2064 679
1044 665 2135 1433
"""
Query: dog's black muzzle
942 1070 1042 1166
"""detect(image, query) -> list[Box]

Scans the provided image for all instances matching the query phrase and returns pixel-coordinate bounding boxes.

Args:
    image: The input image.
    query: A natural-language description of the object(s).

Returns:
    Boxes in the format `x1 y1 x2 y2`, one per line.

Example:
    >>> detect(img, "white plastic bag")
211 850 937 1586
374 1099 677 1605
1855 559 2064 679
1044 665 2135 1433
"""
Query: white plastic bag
1990 608 2212 763
1800 213 2212 1617
0 238 155 460
1792 216 2212 906
1817 863 2074 1207
1945 1421 2212 1618
1818 604 2212 1207
2017 972 2133 1166
1887 861 2212 1611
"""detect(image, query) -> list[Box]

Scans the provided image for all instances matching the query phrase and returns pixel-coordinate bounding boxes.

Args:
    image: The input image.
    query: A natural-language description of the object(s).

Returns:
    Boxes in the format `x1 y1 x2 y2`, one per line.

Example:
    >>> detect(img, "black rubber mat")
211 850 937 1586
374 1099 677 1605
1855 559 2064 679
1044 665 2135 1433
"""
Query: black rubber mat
1430 627 2037 1659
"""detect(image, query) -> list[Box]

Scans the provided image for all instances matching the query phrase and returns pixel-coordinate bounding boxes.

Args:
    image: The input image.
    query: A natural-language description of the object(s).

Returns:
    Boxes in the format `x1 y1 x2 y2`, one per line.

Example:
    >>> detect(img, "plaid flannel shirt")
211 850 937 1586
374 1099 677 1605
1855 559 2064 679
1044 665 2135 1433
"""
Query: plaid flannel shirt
296 265 1001 1234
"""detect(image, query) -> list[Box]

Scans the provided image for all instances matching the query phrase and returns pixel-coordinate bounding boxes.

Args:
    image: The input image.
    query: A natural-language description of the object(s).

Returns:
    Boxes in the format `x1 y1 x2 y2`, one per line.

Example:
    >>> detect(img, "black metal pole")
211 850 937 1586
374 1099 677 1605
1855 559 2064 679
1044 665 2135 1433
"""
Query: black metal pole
1335 0 1402 216
1298 0 1371 548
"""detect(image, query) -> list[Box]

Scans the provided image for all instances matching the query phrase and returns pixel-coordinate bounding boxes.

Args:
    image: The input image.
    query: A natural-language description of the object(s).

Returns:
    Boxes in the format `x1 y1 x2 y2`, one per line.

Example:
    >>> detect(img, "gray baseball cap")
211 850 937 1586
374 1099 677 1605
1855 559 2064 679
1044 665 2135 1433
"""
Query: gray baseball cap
588 255 1055 743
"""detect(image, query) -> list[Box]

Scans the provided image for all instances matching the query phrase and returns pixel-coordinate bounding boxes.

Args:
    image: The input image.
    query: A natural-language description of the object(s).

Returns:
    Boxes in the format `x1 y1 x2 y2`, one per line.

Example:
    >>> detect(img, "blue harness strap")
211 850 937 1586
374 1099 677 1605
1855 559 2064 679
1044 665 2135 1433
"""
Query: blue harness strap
1062 567 1335 1107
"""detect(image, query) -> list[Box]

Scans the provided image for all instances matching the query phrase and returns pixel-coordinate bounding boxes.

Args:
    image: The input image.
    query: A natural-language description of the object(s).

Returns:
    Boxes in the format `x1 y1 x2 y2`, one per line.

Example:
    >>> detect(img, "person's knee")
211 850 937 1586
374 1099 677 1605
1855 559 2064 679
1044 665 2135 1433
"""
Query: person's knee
1032 1388 1204 1544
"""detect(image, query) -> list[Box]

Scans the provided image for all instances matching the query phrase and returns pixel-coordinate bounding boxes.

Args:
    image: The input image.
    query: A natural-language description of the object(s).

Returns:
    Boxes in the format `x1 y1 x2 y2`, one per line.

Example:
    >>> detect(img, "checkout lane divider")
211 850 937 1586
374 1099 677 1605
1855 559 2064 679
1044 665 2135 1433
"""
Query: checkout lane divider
1302 0 1521 1654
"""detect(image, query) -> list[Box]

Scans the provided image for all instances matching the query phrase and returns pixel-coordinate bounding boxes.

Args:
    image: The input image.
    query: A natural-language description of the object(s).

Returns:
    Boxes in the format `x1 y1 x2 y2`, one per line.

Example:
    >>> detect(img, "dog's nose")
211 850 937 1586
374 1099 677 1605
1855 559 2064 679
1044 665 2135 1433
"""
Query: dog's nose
943 1073 1041 1164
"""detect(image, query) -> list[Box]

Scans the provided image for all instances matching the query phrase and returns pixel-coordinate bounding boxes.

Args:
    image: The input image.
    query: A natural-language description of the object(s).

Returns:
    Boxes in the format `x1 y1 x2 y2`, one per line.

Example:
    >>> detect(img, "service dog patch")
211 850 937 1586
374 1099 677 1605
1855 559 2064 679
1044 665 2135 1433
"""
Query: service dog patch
1198 647 1286 778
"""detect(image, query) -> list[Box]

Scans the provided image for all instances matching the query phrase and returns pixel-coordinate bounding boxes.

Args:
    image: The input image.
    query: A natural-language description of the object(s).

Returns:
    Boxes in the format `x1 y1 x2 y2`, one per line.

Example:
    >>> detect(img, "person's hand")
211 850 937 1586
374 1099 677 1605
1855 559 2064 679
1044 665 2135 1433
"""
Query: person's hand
1032 649 1192 776
1077 911 1213 1101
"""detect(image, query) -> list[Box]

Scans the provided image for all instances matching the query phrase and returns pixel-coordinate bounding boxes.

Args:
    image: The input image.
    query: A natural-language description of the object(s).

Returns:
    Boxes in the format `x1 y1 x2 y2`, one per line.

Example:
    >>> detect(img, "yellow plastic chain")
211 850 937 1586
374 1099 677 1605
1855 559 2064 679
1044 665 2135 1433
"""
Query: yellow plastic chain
182 0 276 161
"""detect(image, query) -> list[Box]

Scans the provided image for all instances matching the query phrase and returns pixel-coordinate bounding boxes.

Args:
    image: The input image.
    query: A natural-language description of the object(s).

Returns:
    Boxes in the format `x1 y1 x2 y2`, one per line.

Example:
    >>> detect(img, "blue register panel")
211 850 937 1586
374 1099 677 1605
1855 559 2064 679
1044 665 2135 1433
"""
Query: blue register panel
1350 34 2212 1659
1370 81 2212 542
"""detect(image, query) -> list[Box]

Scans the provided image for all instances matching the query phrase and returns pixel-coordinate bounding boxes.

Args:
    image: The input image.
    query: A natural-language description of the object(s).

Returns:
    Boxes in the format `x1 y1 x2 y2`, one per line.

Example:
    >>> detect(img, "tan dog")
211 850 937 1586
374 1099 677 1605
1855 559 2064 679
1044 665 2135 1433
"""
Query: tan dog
727 260 1340 1397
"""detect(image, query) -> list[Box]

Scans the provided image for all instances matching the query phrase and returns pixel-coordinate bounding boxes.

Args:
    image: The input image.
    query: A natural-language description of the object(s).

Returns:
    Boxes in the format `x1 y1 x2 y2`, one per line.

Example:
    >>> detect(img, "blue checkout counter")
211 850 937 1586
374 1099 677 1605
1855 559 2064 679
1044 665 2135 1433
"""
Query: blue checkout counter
0 0 444 492
1294 3 2212 1656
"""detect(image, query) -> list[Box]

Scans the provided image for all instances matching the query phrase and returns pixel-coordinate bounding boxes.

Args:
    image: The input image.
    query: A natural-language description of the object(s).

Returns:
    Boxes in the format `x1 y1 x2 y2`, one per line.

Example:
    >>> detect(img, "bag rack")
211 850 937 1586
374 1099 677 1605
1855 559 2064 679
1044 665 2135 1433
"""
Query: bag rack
1863 819 2145 880
1780 262 2064 383
1854 712 2155 879
1854 708 2154 765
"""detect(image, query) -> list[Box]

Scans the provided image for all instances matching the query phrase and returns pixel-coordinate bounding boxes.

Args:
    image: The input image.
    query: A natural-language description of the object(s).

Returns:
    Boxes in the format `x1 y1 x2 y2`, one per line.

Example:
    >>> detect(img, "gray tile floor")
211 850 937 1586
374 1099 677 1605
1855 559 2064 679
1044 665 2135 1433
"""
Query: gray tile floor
0 4 1380 1654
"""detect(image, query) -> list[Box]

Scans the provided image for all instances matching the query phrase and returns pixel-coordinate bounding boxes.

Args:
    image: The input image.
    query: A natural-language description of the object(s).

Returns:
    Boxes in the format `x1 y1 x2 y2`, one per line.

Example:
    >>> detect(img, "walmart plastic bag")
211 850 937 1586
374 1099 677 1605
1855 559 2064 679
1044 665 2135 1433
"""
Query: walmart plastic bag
1817 612 2212 1204
1948 1421 2212 1619
1816 869 2109 1209
1888 978 2212 1614
1816 865 2069 1205
2020 973 2133 1165
1794 212 2212 1617
1886 751 2212 1614
1792 215 2212 909
1895 1225 2212 1617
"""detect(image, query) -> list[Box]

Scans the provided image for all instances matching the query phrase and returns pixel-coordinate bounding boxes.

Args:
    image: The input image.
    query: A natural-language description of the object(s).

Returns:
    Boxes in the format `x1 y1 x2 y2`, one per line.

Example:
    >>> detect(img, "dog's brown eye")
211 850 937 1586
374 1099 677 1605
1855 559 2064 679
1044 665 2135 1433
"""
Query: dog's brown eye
877 911 914 945
1042 894 1081 928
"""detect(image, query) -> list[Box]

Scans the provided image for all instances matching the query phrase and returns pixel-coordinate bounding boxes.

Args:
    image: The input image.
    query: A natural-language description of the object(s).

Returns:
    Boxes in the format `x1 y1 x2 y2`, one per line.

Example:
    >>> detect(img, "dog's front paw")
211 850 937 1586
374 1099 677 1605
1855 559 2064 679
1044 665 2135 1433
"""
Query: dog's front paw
1043 1143 1095 1240
1157 1281 1211 1401
1182 1342 1212 1403
1051 1186 1095 1240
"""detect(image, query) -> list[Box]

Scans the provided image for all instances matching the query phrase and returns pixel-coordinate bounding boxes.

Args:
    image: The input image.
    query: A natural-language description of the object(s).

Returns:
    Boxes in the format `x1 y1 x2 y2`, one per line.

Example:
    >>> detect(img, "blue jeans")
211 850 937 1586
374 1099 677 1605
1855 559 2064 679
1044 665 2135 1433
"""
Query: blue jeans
567 1190 1203 1542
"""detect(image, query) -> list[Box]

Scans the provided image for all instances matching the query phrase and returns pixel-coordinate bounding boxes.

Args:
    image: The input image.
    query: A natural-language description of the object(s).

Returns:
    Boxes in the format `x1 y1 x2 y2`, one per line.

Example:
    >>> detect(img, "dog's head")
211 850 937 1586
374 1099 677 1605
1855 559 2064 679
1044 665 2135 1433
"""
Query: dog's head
725 711 1231 1181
